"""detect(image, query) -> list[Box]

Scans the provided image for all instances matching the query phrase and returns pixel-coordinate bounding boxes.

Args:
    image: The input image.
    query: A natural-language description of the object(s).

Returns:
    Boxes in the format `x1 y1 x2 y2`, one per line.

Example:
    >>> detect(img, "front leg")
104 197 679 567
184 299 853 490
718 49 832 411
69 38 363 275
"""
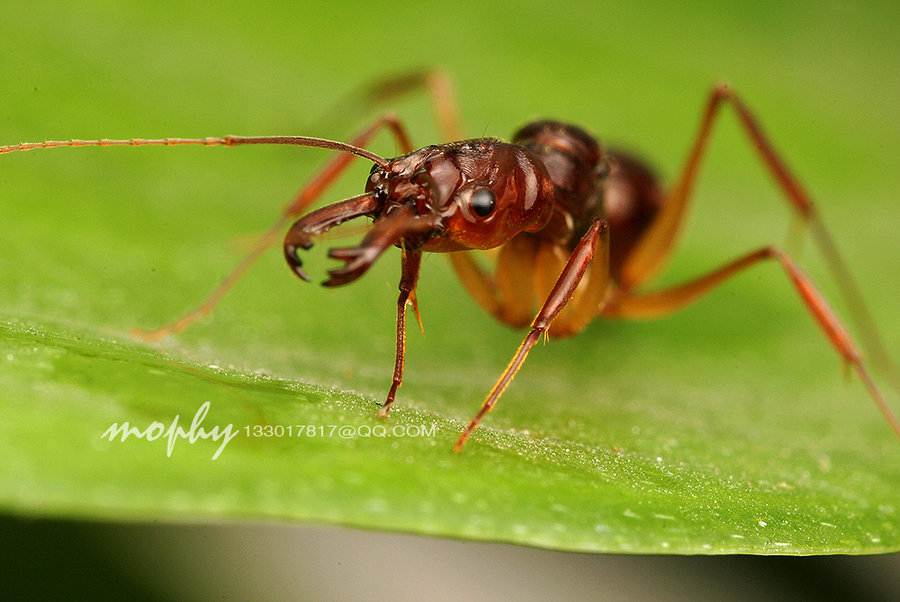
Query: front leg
454 218 609 451
377 247 423 417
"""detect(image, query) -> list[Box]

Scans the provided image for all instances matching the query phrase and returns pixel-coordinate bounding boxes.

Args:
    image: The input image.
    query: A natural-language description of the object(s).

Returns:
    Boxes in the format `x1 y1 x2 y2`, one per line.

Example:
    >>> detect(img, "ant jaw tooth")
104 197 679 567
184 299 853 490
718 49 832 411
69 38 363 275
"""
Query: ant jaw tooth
323 245 382 287
283 244 312 282
322 266 362 287
293 266 312 283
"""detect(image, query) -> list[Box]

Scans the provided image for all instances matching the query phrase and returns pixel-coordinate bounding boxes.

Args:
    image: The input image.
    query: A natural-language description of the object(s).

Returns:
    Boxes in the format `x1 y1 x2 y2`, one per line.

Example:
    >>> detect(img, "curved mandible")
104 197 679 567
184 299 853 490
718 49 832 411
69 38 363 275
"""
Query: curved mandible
283 192 380 281
324 206 440 287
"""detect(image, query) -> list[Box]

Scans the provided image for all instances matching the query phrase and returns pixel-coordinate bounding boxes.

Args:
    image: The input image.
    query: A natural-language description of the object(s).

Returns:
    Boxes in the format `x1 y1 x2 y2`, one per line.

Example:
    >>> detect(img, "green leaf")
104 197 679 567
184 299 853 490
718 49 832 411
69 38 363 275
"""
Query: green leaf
1 0 898 555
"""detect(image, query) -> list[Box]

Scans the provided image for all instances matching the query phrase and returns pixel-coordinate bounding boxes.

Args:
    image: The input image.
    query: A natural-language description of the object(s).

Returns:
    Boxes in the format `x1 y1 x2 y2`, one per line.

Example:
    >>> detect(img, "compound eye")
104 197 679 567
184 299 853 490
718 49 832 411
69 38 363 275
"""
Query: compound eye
469 187 496 217
367 163 385 185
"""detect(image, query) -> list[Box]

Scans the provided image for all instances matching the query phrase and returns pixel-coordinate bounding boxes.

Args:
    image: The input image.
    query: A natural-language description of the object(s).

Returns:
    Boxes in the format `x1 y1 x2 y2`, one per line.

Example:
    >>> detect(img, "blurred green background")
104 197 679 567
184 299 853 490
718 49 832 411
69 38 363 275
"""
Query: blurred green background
1 0 898 598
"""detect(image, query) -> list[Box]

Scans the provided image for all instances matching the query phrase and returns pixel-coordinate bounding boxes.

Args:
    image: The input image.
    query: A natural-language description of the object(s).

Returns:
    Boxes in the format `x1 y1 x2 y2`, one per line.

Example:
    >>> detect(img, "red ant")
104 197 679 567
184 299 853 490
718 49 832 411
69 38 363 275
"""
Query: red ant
3 72 899 451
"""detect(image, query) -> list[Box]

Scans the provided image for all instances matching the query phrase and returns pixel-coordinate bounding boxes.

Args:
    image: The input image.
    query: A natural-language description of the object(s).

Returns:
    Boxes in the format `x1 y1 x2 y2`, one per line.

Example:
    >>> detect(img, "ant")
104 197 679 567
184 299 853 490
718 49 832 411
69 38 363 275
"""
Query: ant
3 72 899 452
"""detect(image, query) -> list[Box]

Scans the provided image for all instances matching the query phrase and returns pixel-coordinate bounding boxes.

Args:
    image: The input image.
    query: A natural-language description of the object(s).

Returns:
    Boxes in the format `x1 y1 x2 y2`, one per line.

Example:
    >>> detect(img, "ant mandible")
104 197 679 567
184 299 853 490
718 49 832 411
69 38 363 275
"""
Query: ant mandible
3 72 899 451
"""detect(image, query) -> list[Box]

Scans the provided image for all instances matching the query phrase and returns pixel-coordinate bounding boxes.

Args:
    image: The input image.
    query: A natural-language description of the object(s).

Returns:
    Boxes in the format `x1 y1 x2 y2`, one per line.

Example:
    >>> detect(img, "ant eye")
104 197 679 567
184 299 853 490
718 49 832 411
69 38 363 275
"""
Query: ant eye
470 188 496 217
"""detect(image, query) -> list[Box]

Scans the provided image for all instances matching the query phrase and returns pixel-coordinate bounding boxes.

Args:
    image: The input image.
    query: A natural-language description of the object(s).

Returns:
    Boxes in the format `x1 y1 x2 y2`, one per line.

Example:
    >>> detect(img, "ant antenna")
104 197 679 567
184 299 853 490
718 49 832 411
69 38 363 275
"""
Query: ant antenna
0 135 390 169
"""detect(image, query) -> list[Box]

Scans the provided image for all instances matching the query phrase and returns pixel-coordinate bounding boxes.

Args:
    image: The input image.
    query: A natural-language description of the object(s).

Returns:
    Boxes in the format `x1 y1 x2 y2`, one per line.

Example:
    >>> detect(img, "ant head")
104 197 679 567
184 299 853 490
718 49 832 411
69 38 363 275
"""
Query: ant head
285 139 556 287
366 140 555 252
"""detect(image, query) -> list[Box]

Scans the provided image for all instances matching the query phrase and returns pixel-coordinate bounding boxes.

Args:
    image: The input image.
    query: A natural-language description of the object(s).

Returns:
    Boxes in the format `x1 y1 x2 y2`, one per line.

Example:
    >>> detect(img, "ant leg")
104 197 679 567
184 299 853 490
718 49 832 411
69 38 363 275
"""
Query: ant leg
319 69 464 335
447 252 504 320
320 69 464 143
620 84 897 391
532 229 611 338
604 246 900 441
454 219 609 451
448 239 536 329
449 222 610 339
344 70 490 329
621 84 811 287
424 70 465 142
377 247 423 417
286 203 438 415
134 113 415 341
